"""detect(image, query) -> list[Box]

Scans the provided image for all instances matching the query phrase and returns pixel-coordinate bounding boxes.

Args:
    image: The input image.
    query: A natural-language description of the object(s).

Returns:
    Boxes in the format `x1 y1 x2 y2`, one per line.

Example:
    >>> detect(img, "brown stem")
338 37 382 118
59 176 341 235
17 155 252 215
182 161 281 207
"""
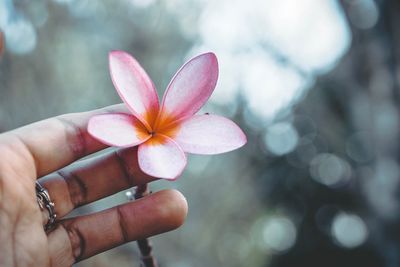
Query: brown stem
134 184 158 267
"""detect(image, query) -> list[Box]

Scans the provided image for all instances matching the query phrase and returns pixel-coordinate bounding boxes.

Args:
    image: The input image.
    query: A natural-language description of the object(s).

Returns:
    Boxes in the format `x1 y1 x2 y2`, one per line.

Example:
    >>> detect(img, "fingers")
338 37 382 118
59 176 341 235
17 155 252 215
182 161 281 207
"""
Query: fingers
47 190 188 266
0 104 128 178
38 146 156 218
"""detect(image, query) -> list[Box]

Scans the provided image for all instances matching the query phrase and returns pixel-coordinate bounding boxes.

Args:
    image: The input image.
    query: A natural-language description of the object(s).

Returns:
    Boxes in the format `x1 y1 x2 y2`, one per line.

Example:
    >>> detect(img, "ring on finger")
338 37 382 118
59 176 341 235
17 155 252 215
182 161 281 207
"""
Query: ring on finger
36 181 57 232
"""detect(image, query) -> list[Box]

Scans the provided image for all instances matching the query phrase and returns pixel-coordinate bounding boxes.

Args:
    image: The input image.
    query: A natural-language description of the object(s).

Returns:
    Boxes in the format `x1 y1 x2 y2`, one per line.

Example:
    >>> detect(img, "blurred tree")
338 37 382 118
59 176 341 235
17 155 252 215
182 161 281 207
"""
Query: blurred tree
261 1 400 266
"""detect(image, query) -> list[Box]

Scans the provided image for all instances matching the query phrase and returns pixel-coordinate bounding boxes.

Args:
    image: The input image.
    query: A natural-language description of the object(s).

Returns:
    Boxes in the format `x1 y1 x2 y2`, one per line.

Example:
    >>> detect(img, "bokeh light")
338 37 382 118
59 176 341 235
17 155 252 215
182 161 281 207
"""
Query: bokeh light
264 122 299 156
261 216 297 253
310 153 352 187
24 1 49 28
331 213 368 248
4 16 37 55
362 158 400 220
347 0 379 29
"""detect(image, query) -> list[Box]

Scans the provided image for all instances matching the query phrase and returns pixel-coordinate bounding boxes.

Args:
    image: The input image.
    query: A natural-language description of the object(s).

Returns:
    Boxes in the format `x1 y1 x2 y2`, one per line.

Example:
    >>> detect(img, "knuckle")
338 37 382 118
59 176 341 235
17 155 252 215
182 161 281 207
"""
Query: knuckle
114 150 135 186
55 116 87 160
57 170 88 208
116 205 130 243
63 223 85 262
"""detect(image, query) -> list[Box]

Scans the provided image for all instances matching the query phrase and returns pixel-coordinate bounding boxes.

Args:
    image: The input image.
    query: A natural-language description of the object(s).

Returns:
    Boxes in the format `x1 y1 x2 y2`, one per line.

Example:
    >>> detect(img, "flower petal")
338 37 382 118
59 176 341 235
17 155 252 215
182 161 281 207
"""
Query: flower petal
109 50 159 129
138 134 187 180
88 113 151 147
156 52 218 126
172 115 247 154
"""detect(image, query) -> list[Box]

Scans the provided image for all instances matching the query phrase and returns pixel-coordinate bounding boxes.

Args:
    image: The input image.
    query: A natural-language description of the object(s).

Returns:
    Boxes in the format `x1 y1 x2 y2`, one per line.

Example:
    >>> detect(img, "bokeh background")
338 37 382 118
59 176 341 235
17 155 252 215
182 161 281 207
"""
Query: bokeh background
0 0 399 266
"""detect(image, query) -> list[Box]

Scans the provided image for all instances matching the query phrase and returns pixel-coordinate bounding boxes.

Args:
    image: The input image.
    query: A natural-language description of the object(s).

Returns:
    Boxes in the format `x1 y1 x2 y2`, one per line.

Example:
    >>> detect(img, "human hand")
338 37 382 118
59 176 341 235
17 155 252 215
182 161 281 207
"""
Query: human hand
0 104 188 266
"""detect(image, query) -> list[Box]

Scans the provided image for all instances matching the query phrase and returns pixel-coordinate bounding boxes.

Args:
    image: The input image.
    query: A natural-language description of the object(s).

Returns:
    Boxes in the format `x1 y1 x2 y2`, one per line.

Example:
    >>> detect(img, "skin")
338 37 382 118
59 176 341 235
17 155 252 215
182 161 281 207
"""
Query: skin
0 104 188 267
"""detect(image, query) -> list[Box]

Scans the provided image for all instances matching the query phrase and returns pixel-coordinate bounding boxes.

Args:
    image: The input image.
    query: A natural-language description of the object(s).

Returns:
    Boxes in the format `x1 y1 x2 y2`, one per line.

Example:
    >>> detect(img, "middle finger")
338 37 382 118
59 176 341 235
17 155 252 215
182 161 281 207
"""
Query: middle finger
38 146 157 218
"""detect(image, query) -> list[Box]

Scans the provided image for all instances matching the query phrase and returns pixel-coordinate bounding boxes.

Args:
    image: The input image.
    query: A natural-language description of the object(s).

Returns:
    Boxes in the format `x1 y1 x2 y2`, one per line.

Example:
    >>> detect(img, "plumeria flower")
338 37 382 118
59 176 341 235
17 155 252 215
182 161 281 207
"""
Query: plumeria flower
88 51 247 180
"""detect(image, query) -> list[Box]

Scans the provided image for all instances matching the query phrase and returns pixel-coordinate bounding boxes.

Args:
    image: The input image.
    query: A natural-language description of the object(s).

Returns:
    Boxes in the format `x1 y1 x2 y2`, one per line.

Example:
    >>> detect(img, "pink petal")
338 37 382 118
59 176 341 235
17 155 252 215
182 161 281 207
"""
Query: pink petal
172 114 247 154
109 50 159 129
88 113 151 147
138 134 187 180
156 53 218 126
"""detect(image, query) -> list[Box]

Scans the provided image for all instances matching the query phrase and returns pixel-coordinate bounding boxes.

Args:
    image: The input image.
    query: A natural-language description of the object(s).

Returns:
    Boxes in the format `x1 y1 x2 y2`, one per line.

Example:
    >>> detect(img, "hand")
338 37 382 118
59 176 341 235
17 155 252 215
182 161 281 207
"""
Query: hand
0 105 188 266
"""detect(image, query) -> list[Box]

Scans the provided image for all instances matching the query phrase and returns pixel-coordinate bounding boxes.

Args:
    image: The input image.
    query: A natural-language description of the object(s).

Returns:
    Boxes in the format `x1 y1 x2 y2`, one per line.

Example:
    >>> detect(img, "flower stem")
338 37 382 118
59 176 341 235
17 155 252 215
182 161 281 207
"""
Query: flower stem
135 184 158 267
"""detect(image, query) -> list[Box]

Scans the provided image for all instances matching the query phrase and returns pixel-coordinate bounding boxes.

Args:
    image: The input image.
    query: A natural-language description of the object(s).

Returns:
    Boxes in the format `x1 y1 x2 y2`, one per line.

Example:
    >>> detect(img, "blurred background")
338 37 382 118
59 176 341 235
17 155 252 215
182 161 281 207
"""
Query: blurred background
0 0 399 266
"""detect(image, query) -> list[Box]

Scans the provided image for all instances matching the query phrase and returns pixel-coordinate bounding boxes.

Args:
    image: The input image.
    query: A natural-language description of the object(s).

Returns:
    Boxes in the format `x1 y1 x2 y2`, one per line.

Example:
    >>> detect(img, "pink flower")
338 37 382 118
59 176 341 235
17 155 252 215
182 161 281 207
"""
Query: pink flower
88 51 247 180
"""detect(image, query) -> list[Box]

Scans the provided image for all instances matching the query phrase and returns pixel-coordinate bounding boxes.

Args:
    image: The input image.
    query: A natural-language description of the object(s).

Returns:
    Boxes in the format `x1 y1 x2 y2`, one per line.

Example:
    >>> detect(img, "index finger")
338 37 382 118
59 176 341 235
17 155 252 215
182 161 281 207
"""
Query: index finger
0 104 128 178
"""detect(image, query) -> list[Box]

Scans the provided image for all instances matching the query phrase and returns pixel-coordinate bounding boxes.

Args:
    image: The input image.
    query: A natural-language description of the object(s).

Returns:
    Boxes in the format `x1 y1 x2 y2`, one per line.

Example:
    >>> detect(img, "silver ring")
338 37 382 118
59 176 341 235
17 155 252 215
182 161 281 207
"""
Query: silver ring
36 181 57 231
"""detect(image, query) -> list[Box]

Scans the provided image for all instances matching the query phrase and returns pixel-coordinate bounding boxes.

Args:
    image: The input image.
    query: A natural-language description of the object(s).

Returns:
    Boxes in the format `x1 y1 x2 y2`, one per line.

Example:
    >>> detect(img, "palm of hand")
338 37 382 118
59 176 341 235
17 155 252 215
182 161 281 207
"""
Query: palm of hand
0 141 49 266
